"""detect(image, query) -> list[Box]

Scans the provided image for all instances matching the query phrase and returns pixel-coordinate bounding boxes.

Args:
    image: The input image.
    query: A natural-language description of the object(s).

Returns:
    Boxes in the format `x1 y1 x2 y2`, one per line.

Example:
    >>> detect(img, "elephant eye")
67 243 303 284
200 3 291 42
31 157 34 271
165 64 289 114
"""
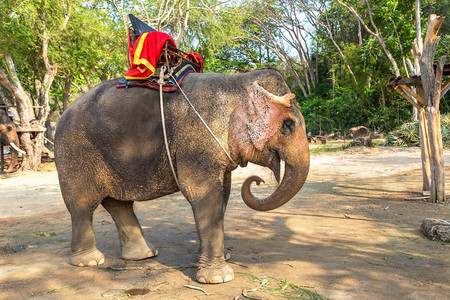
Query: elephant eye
6 125 13 132
280 118 295 136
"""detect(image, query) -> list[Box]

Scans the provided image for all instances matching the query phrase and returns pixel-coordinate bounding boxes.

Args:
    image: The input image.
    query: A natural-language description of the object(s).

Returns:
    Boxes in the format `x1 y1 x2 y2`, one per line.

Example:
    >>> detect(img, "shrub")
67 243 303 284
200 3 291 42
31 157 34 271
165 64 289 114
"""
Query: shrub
385 113 450 147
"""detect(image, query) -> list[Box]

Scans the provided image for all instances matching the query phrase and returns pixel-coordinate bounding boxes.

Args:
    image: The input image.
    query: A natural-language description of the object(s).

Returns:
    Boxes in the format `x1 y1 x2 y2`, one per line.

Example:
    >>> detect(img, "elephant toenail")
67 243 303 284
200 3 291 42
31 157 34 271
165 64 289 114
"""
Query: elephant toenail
224 273 234 282
197 277 206 283
210 276 224 284
87 260 97 266
78 263 85 267
98 258 105 265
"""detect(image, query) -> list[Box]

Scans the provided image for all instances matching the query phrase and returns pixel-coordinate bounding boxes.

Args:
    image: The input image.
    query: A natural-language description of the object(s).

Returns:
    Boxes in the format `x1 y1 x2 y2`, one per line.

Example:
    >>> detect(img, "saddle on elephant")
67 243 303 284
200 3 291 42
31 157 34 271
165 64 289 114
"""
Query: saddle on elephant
116 14 203 92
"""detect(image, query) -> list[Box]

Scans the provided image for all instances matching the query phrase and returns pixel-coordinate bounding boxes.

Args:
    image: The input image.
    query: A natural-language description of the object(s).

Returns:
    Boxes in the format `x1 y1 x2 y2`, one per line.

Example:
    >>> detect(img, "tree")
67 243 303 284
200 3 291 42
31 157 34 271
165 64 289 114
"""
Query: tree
0 0 127 170
0 0 72 170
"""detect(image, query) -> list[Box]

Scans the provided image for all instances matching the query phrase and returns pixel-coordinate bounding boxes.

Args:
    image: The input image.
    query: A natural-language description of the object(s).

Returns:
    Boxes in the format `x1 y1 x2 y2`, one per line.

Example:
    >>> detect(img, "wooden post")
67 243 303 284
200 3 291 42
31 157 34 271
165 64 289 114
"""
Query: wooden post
418 107 431 192
426 105 445 202
419 15 446 203
0 143 4 173
388 14 446 202
416 83 431 193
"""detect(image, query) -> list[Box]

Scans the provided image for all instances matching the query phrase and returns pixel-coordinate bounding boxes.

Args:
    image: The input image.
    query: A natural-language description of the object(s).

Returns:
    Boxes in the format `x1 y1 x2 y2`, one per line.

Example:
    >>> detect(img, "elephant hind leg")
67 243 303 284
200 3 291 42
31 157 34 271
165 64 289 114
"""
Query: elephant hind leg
101 197 157 261
68 200 105 267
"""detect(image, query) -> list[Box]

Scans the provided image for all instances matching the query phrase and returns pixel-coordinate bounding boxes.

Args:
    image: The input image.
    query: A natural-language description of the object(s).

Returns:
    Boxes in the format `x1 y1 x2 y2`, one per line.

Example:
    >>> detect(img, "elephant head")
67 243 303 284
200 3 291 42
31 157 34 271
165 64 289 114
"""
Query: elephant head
0 107 23 172
230 71 310 211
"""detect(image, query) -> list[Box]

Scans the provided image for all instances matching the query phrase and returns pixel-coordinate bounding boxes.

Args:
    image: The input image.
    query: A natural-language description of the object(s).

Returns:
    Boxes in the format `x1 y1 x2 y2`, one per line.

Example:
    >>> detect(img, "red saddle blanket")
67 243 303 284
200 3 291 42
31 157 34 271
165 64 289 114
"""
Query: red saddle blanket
124 31 203 80
119 30 203 91
125 31 176 80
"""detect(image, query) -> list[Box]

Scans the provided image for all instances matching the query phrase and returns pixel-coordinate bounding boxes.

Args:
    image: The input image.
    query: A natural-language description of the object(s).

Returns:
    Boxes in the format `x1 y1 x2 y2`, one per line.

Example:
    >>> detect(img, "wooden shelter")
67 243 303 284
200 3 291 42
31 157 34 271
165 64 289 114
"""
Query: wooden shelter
387 15 448 203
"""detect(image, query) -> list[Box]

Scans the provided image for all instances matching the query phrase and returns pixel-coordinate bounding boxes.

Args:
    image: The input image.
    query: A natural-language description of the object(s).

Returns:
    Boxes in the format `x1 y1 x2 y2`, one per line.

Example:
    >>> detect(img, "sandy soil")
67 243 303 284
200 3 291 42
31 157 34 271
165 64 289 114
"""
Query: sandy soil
0 146 449 299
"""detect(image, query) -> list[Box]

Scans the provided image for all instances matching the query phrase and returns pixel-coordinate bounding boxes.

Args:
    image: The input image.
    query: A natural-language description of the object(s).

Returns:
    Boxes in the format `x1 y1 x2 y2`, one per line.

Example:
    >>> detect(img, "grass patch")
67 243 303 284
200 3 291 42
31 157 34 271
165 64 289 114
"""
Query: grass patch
46 284 83 294
240 273 326 300
309 143 351 155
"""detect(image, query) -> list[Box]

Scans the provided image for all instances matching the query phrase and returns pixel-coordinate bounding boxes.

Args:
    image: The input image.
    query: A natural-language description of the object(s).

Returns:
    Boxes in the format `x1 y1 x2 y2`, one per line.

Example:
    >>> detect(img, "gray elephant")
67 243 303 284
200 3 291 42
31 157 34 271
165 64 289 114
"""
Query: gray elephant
54 69 310 284
0 104 23 172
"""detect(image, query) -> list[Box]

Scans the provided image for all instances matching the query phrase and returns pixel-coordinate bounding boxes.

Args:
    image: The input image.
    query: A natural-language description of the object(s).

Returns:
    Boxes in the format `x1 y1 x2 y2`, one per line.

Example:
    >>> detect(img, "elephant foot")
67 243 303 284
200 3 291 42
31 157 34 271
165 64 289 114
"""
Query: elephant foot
5 165 16 173
196 263 234 284
121 241 158 261
69 248 105 267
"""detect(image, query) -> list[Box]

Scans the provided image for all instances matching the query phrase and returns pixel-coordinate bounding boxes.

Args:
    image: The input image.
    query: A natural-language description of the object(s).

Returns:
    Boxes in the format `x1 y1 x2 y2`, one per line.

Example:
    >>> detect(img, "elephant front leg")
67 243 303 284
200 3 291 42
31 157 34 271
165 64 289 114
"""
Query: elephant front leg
5 151 18 173
101 197 158 261
187 171 234 284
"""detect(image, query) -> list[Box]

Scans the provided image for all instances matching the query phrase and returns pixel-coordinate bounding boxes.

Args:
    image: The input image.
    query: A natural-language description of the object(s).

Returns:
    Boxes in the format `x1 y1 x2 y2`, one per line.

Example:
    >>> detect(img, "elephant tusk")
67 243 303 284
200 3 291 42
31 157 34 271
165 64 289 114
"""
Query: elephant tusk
10 142 26 155
252 81 294 107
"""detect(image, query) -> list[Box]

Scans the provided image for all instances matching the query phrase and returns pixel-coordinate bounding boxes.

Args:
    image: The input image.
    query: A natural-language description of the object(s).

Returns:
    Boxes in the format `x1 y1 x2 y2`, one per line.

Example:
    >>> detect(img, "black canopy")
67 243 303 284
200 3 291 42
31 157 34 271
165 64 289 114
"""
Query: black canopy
128 14 156 35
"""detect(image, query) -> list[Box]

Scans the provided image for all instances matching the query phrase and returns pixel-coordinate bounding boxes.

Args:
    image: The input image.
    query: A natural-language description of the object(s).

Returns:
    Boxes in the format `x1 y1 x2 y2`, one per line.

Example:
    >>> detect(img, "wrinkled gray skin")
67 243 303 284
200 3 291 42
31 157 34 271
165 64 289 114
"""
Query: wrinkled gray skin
0 106 21 173
54 69 309 284
350 126 372 147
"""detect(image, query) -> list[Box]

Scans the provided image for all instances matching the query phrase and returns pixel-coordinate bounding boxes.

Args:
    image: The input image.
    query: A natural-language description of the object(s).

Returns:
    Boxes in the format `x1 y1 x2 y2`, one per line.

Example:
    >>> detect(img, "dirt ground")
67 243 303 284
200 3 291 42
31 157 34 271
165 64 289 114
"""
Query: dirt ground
1 145 449 300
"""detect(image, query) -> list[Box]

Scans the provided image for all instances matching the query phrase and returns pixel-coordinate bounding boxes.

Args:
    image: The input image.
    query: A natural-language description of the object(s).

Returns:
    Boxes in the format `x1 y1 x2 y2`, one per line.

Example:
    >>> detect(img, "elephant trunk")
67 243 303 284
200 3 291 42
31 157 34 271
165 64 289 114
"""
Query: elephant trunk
241 153 309 211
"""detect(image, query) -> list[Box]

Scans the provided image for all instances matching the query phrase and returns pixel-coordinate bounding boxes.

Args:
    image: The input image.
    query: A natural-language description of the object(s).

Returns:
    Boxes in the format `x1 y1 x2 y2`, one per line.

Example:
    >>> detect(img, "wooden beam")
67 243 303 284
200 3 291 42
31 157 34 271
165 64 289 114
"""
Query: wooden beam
15 127 47 133
387 64 449 87
0 105 44 108
441 79 450 100
440 63 450 76
393 86 422 110
387 76 422 87
399 84 427 106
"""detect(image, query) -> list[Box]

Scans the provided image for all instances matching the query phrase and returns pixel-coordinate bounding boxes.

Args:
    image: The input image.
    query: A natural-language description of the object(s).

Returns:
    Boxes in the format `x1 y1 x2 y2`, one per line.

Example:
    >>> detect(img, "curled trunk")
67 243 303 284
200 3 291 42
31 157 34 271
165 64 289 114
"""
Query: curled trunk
241 160 309 211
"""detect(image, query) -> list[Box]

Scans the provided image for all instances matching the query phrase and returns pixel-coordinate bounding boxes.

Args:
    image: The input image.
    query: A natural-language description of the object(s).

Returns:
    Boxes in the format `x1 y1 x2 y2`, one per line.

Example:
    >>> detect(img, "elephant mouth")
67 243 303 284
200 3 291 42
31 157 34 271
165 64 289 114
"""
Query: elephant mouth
270 149 282 183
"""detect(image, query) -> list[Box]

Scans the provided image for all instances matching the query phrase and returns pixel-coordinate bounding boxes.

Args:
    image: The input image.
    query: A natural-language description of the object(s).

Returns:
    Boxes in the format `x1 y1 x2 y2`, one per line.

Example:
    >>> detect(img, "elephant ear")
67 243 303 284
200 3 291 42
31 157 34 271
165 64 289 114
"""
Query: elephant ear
247 81 296 151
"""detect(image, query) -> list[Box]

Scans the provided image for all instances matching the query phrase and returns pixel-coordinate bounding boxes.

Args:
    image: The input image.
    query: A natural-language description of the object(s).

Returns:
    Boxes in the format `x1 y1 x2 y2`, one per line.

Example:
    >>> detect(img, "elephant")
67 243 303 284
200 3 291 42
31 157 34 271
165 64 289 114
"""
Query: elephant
0 104 23 172
349 125 372 146
54 69 310 284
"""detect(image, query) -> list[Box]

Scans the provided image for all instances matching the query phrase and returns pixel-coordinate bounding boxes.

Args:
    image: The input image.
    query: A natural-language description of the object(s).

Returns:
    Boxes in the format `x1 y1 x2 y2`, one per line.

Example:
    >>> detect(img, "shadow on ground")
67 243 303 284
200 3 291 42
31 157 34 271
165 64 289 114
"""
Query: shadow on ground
1 147 449 299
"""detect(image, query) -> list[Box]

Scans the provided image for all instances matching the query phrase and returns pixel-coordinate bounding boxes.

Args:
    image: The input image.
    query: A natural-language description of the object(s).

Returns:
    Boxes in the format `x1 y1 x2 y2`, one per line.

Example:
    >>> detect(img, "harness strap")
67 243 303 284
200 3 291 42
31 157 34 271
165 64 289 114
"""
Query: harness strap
159 66 180 187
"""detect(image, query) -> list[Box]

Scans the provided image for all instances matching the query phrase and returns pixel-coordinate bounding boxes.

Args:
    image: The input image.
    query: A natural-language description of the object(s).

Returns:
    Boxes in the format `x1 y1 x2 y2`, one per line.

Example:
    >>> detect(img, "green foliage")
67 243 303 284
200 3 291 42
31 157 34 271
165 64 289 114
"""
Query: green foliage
0 0 127 111
294 0 450 137
0 0 448 133
309 143 351 155
385 114 450 148
183 1 279 73
385 120 420 147
296 50 412 135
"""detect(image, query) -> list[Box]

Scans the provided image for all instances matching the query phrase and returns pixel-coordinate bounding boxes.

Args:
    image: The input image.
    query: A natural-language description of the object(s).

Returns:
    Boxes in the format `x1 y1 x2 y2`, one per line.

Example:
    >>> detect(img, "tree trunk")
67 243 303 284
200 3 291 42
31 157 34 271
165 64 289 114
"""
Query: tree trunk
412 106 419 121
303 68 311 95
0 142 3 173
63 75 72 112
336 0 401 77
426 105 445 202
376 82 386 110
418 15 446 202
357 19 362 45
418 107 431 192
315 43 319 85
332 70 335 100
0 53 46 171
